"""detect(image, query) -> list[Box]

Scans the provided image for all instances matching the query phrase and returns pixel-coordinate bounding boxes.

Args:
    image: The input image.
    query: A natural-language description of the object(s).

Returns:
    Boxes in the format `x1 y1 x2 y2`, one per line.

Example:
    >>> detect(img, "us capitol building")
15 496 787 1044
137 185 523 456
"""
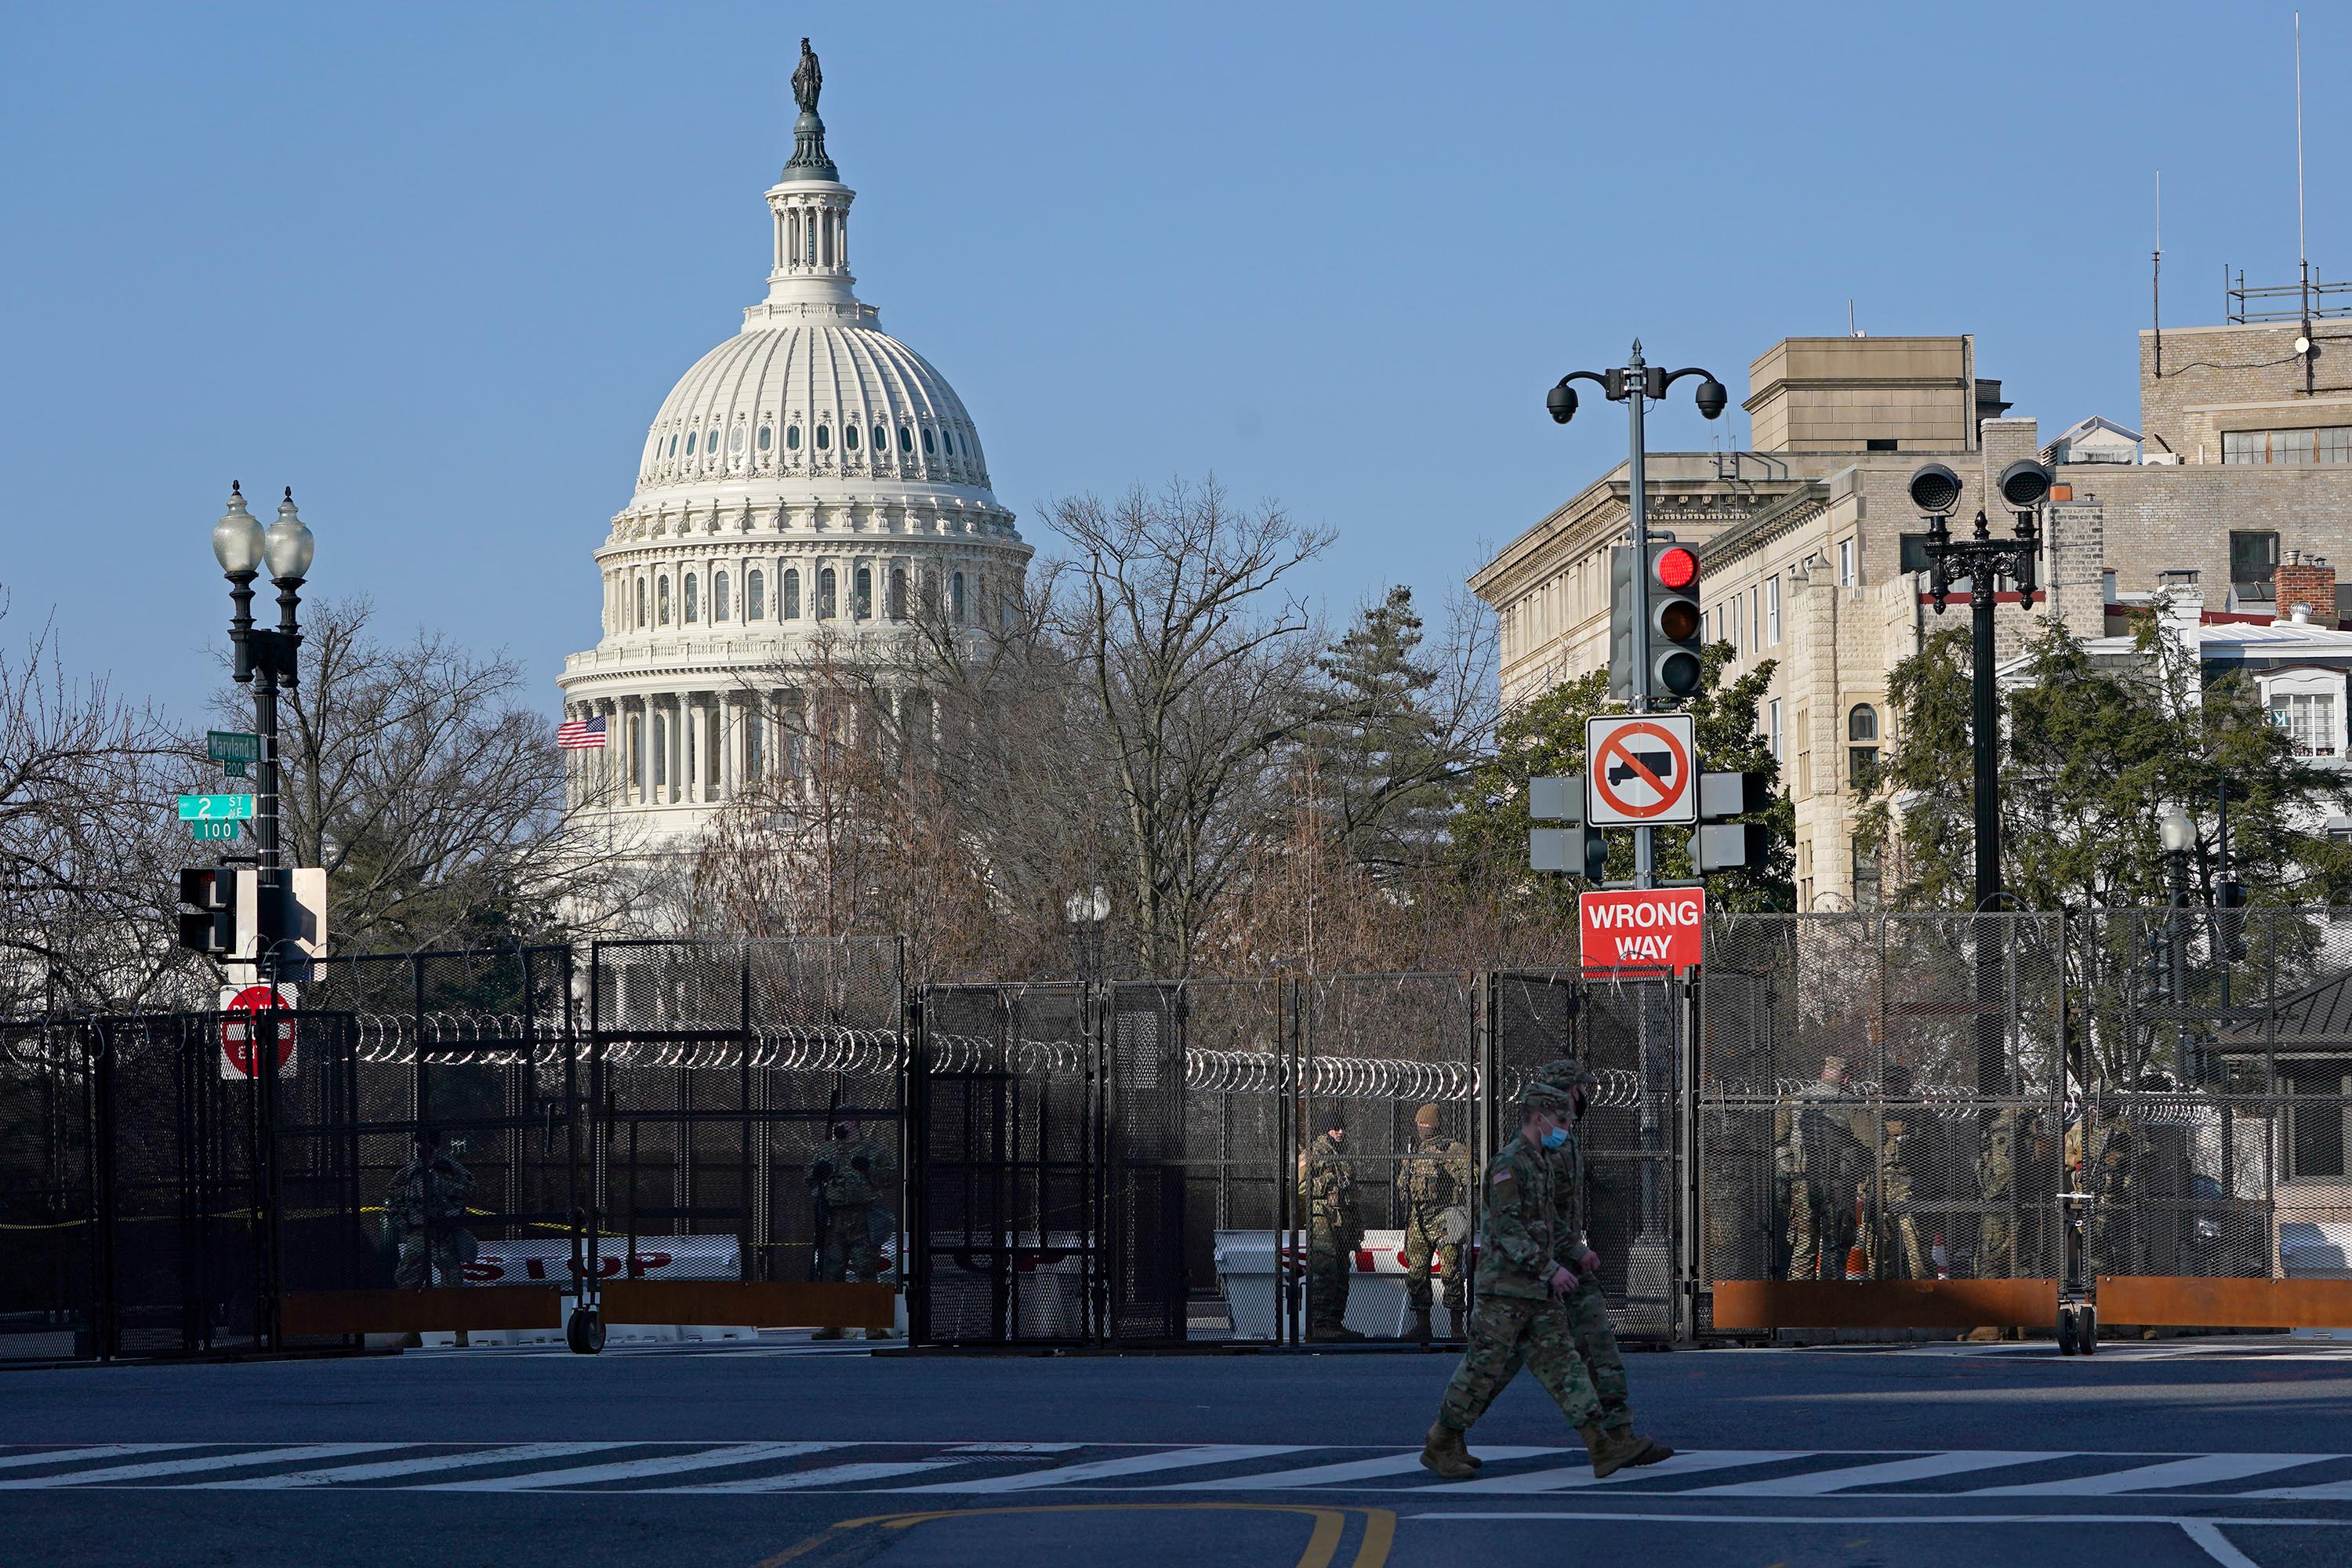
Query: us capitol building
557 42 1029 849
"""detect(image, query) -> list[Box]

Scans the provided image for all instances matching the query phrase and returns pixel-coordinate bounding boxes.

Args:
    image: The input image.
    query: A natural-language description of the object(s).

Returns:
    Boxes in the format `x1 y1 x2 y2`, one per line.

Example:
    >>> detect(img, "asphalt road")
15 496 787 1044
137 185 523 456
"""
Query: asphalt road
5 1334 2352 1568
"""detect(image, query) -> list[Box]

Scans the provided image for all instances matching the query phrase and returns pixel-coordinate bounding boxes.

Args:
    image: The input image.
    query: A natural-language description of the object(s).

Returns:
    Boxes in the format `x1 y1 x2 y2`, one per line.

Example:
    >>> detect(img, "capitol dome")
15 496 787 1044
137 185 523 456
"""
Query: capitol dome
558 42 1030 851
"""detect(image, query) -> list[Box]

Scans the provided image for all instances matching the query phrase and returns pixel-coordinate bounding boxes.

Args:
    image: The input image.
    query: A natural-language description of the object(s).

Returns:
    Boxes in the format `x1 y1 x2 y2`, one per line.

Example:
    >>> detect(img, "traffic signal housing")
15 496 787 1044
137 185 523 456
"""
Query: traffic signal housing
1607 542 1708 702
176 868 237 955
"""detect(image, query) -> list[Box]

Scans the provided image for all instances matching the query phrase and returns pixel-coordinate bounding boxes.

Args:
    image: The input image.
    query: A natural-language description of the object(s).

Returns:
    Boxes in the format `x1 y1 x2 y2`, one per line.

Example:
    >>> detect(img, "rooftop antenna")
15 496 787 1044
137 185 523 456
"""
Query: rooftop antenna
1846 298 1864 339
2152 169 2163 378
2296 10 2314 394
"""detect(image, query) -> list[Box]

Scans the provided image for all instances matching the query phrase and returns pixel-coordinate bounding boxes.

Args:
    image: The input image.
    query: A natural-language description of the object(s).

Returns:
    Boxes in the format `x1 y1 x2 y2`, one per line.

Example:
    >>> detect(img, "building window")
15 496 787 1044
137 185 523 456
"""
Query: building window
713 571 730 621
783 567 801 619
888 567 907 619
1853 834 1882 902
2224 426 2352 466
951 571 967 623
657 576 671 625
873 424 888 452
1849 703 1880 790
629 714 644 790
758 424 772 452
652 714 666 788
2232 531 2281 601
854 566 873 619
2271 691 2339 757
684 574 699 623
1769 699 1784 762
1866 437 1898 452
746 708 764 778
1837 539 1857 586
787 425 802 451
1766 575 1782 642
817 567 837 619
685 431 697 456
816 425 830 451
728 426 744 453
636 579 648 628
899 425 913 452
923 428 935 454
747 568 765 620
667 434 678 457
844 423 859 451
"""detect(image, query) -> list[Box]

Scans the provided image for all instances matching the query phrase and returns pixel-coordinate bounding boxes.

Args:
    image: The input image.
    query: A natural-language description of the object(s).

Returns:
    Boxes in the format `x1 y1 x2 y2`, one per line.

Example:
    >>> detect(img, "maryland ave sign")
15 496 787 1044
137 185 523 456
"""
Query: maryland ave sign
1578 887 1705 971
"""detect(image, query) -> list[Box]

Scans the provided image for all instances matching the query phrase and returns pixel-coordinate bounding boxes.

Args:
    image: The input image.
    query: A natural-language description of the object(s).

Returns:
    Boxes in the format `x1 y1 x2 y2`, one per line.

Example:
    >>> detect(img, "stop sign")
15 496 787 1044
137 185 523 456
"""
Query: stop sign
220 984 297 1080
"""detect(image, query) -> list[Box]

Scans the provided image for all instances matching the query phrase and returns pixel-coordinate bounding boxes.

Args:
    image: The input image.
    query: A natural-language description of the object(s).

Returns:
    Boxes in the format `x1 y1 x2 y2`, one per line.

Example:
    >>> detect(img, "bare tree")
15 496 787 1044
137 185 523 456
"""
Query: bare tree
1053 477 1334 974
0 602 209 1014
243 597 631 953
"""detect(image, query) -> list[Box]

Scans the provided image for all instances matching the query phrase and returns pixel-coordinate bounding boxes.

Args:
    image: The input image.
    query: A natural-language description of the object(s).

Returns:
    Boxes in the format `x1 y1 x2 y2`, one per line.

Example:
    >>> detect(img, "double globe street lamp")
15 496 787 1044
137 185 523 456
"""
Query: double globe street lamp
209 481 316 983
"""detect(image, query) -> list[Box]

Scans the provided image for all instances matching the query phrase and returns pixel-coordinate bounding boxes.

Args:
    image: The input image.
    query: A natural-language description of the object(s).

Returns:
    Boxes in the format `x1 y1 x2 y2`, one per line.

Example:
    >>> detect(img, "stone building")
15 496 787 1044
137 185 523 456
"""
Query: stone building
556 48 1030 852
1472 313 2352 909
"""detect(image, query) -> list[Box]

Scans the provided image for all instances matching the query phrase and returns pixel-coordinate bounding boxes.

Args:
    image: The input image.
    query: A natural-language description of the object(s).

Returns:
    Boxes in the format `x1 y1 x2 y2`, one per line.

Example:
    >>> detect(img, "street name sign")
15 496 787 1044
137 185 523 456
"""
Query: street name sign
207 731 259 778
1584 713 1697 826
178 794 255 821
1579 887 1705 971
190 819 241 842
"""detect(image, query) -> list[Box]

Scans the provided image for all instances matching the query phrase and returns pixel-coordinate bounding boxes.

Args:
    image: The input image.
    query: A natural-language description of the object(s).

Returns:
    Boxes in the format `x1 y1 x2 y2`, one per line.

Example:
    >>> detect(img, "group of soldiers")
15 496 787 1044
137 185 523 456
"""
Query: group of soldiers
1777 1052 2148 1283
1298 1102 1483 1343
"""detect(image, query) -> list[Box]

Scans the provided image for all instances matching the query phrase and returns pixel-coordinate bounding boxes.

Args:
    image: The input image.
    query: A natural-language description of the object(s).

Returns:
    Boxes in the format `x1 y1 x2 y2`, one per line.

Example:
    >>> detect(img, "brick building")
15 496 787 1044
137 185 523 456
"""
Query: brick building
1472 313 2352 909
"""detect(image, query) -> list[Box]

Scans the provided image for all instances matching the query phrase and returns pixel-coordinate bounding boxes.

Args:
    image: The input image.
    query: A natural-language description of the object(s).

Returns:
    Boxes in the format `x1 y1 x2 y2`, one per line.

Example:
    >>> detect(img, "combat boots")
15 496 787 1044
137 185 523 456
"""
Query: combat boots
1419 1421 1479 1480
811 1326 849 1341
1446 1308 1466 1339
1308 1323 1367 1342
1404 1308 1433 1343
866 1327 894 1341
1580 1421 1675 1479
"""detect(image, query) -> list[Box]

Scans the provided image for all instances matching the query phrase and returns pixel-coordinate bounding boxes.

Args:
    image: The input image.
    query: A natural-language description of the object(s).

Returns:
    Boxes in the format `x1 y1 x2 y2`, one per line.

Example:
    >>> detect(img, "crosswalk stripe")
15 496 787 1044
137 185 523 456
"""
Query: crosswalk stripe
2240 1472 2352 1500
1697 1450 2066 1496
0 1446 197 1473
191 1443 641 1488
669 1461 972 1493
0 1444 399 1489
1168 1446 1565 1490
416 1443 847 1491
897 1445 1309 1493
1969 1454 2335 1496
1439 1450 1806 1494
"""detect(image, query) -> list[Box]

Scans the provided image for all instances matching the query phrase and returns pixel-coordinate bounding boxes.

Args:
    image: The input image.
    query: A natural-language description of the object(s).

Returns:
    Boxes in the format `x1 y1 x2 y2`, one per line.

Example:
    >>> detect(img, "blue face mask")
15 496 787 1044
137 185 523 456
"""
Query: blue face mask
1540 1124 1570 1150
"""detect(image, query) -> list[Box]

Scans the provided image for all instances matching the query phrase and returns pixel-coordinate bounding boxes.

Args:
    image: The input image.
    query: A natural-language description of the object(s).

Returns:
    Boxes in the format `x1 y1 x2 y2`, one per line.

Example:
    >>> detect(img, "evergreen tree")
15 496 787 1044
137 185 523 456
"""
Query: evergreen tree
1298 586 1461 879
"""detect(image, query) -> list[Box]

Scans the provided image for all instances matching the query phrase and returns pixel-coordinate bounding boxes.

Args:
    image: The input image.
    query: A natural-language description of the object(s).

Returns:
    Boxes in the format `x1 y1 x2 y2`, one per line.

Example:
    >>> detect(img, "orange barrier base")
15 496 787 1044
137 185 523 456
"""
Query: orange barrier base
1711 1279 2057 1330
2097 1276 2352 1329
600 1280 895 1330
283 1287 563 1337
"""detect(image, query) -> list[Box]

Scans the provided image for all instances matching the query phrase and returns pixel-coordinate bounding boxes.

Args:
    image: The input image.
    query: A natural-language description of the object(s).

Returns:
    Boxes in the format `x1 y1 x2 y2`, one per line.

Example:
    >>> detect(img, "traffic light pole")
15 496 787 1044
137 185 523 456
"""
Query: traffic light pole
1624 344 1656 887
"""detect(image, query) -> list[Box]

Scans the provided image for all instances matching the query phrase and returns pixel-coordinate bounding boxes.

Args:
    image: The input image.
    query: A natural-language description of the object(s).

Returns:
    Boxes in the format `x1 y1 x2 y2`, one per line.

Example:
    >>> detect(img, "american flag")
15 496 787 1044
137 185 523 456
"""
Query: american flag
556 714 607 750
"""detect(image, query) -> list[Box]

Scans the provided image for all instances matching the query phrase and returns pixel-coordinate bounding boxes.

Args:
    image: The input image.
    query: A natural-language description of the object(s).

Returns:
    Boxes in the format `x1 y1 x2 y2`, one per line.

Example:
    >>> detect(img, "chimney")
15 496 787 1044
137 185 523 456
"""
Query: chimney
2275 552 2336 627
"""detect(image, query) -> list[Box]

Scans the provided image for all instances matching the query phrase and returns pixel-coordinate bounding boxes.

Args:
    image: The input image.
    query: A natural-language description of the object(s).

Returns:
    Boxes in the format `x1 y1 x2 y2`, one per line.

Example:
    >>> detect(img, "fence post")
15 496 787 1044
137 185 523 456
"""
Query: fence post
90 1021 117 1361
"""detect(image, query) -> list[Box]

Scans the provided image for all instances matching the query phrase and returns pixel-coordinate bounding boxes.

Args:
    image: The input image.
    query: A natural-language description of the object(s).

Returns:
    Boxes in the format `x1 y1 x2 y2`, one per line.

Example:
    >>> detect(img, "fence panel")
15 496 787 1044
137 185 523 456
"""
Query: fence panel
0 1021 96 1361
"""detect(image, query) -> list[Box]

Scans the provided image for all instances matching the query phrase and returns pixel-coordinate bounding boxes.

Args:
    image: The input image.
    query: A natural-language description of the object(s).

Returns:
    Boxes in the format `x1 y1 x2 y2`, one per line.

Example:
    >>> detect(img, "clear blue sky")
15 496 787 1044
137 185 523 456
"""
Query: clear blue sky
2 2 2339 717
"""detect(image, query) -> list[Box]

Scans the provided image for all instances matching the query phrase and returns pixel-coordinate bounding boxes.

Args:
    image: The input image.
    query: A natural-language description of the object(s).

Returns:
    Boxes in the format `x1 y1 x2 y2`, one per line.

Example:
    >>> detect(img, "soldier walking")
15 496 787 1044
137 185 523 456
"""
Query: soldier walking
807 1116 898 1341
386 1129 475 1290
1399 1102 1472 1341
1301 1112 1363 1341
1778 1054 1862 1279
1421 1061 1673 1481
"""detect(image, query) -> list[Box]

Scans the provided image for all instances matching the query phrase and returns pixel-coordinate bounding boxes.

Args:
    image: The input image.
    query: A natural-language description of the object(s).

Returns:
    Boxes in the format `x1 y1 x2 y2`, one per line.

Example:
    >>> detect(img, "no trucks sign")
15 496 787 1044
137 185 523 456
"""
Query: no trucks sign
1579 888 1705 972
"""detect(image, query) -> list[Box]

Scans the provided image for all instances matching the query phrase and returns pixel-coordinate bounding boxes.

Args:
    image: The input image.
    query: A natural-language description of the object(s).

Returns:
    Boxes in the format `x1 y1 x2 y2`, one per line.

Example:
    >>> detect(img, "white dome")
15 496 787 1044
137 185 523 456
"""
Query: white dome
635 322 993 496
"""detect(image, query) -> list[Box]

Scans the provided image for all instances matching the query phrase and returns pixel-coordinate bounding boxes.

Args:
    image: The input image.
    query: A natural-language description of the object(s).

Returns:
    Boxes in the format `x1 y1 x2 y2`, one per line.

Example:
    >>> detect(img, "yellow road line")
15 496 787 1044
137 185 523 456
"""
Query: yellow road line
749 1501 1397 1568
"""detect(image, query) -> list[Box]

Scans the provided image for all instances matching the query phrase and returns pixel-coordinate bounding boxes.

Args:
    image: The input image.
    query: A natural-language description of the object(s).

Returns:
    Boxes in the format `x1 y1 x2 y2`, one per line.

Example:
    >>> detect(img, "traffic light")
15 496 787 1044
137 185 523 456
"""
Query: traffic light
2216 878 2249 961
1607 542 1708 702
1528 776 1610 880
1649 543 1704 697
1687 771 1777 873
176 868 237 955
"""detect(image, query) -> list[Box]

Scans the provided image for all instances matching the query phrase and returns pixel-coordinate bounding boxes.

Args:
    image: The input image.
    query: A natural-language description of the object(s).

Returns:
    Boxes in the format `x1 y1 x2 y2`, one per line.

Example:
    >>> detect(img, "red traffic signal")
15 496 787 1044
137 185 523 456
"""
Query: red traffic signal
1653 545 1698 591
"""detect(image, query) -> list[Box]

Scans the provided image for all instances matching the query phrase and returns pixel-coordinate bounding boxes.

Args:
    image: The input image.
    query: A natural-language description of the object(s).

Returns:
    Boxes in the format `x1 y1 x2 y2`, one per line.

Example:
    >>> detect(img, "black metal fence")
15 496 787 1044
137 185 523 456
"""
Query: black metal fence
9 910 2352 1362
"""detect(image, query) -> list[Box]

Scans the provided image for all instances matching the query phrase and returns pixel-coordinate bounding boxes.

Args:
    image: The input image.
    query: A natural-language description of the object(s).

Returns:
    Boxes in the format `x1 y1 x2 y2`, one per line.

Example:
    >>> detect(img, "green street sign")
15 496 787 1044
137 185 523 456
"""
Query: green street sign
222 760 248 779
190 819 241 842
207 731 261 764
177 794 256 822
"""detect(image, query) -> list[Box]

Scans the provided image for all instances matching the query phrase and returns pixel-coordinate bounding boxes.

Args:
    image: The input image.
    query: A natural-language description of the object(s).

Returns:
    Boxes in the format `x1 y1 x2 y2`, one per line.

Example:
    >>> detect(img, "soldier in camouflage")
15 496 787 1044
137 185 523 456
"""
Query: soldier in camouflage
807 1116 898 1341
1421 1061 1673 1482
1400 1102 1473 1342
1778 1054 1862 1279
1301 1114 1362 1341
385 1129 475 1290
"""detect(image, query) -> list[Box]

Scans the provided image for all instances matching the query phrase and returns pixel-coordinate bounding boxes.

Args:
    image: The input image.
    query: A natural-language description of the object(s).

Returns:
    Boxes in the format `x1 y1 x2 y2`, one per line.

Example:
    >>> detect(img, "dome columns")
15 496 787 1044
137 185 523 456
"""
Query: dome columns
764 180 857 310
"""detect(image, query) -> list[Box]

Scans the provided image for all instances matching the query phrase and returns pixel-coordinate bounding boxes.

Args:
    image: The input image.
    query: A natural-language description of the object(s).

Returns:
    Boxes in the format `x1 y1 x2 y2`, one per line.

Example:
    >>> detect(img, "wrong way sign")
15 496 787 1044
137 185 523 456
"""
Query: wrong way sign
1580 888 1705 971
1584 713 1697 826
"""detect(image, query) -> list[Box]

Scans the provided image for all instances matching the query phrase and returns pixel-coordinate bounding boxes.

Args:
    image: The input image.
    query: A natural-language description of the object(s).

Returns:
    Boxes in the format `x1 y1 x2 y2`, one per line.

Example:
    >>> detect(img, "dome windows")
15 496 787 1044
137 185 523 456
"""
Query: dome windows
637 579 648 628
684 574 699 623
817 567 837 619
729 426 745 454
684 431 698 456
746 568 765 619
898 426 913 453
757 424 772 452
669 434 680 457
873 424 888 453
783 568 802 619
853 567 873 619
815 425 830 451
713 571 730 621
787 424 802 451
657 575 672 625
844 423 860 452
922 428 935 455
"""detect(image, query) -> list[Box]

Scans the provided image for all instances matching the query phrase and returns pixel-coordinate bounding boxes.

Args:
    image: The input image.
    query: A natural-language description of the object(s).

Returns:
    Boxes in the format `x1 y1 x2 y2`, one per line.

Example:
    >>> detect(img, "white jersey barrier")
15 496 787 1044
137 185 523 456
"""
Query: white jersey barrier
458 1234 740 1287
1214 1229 1458 1340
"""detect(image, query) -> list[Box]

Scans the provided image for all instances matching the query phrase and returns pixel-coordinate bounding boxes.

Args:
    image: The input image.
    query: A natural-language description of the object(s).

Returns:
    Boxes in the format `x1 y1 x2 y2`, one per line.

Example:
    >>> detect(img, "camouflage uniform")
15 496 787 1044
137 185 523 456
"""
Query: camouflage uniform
1976 1109 2020 1277
385 1145 475 1290
1777 1064 1861 1279
2071 1114 2139 1276
1870 1116 1932 1279
1434 1069 1630 1437
1400 1112 1473 1322
811 1131 896 1283
1301 1130 1359 1336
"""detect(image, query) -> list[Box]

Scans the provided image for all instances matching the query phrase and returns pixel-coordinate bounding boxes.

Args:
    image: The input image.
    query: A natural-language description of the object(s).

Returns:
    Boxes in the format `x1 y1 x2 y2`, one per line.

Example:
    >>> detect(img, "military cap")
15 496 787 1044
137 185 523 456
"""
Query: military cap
1521 1078 1574 1112
1414 1102 1443 1129
1820 1054 1849 1076
1534 1058 1600 1091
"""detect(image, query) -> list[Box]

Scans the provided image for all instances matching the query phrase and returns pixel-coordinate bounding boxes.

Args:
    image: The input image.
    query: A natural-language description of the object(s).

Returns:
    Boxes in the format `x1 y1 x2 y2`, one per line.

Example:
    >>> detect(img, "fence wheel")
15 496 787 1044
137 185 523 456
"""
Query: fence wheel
567 1307 605 1356
2056 1305 2078 1356
2079 1305 2096 1356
